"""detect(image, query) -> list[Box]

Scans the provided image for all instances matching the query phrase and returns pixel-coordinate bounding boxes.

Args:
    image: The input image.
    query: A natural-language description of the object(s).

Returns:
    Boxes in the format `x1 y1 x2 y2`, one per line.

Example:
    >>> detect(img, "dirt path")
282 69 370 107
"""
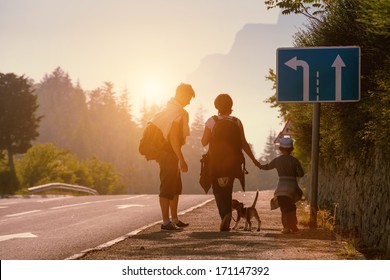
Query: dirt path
76 190 364 260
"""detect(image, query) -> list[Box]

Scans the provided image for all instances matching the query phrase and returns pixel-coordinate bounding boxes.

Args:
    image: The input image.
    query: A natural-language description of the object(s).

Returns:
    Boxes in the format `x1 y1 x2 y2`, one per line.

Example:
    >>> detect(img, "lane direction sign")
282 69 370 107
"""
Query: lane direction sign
277 46 360 102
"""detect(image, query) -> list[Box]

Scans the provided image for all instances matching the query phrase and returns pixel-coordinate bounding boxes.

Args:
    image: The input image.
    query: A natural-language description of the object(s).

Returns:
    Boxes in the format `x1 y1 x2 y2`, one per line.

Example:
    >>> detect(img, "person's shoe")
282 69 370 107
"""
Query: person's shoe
220 213 231 232
281 228 291 234
290 226 299 233
175 220 189 228
161 222 183 231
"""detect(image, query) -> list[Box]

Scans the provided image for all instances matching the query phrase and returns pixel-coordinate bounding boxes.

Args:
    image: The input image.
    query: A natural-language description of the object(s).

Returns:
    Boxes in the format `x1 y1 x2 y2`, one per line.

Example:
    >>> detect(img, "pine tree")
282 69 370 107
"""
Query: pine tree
0 73 41 194
261 130 279 163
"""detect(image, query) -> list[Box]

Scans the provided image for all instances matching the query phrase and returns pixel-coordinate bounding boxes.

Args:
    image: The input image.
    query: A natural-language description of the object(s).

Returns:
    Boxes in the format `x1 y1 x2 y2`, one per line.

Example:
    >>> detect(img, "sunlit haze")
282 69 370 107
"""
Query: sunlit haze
0 0 306 156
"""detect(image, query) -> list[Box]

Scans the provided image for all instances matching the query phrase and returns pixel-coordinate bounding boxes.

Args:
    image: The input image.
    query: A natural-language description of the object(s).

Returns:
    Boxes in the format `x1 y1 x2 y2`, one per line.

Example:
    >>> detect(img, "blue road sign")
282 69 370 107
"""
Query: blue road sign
277 46 360 102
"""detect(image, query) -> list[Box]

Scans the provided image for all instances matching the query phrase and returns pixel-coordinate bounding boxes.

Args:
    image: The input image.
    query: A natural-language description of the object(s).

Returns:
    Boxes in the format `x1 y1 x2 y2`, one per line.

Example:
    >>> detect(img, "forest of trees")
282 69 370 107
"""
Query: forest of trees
0 67 278 195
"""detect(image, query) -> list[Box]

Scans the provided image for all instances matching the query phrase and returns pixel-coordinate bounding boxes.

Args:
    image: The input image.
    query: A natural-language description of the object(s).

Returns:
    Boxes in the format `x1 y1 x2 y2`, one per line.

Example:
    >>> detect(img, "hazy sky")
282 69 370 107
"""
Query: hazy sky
0 0 305 156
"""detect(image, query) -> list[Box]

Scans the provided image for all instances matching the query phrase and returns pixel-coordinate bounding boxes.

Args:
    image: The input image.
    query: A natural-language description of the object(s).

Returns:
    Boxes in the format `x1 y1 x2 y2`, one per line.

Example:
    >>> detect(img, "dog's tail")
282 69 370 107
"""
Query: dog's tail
251 190 259 208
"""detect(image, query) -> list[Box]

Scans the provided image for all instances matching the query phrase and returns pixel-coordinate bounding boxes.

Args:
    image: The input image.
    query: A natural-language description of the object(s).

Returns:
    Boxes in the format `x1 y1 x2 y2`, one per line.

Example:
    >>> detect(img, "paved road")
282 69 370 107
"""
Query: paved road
0 194 213 259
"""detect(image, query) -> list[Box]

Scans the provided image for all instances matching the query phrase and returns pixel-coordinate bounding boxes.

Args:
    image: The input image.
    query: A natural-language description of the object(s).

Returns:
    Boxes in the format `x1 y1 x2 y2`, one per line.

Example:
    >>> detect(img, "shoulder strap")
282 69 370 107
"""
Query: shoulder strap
213 115 239 125
231 116 240 126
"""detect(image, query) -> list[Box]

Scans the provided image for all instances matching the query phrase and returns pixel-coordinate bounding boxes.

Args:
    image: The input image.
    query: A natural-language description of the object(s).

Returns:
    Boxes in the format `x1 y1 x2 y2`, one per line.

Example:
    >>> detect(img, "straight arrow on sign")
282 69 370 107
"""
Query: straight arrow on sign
332 55 346 101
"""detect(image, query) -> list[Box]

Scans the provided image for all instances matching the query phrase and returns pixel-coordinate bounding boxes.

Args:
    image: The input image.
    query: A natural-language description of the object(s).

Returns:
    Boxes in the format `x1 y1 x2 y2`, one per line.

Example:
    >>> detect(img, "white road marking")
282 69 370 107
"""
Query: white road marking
37 197 71 203
50 195 146 210
51 201 94 210
0 232 37 242
5 210 42 217
123 195 147 200
116 204 144 209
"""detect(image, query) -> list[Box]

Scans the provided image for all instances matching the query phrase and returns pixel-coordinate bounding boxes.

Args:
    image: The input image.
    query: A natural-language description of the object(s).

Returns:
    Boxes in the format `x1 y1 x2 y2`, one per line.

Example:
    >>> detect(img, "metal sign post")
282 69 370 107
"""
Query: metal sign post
309 103 320 228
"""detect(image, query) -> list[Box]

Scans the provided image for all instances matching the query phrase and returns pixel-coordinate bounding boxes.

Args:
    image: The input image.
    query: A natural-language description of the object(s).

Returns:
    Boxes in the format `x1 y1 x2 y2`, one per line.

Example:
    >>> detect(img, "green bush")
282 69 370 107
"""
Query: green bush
15 143 124 195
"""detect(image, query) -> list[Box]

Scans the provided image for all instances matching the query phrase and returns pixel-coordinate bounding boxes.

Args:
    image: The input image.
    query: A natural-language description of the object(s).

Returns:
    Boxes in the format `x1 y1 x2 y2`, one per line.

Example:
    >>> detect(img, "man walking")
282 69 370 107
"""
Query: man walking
151 83 195 230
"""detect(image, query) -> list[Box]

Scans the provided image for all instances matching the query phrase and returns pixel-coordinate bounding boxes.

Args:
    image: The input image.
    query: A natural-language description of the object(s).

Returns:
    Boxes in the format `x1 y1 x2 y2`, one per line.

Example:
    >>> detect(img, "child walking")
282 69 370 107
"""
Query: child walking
259 137 304 233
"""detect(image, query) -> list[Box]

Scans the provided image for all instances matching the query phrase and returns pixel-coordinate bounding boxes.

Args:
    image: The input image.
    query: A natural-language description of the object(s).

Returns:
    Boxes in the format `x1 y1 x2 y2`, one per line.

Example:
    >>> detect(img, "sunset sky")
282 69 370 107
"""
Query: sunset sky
0 0 306 156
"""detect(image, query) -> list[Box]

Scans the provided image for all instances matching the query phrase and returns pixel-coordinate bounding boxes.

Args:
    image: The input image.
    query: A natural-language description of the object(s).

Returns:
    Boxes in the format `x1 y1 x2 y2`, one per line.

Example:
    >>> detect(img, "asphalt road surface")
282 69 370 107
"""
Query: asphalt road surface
0 194 214 260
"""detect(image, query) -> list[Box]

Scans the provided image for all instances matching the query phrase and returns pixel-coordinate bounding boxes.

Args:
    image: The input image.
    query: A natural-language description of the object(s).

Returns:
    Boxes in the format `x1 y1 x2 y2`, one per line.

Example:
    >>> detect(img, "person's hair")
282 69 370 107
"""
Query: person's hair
279 147 294 154
175 83 195 99
214 93 233 115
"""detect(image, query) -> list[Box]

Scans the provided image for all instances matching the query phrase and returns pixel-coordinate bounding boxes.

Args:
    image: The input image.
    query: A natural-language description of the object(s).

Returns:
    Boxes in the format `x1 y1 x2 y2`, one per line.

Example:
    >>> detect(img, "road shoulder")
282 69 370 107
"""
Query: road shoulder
77 190 364 260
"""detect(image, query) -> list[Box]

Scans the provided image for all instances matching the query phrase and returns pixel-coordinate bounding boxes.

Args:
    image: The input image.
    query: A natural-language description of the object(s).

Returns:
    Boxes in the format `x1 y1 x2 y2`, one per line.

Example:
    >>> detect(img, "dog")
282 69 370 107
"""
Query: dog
231 191 261 231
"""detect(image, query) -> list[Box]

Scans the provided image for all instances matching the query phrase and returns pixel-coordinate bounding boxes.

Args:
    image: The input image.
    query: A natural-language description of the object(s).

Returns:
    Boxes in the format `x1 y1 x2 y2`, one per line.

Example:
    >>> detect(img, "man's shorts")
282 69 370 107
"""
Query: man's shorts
157 149 182 200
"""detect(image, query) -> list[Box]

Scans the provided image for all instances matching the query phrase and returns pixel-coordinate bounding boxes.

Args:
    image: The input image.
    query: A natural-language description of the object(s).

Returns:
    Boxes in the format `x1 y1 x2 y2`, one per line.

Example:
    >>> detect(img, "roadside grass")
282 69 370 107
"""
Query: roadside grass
296 201 335 231
296 201 371 259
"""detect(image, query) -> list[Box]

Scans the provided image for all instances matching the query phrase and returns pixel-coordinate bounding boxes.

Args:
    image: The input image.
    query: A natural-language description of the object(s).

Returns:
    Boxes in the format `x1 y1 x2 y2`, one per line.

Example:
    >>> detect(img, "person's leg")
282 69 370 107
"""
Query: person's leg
287 211 299 232
159 196 171 225
168 170 189 227
213 187 224 220
157 151 181 230
170 171 182 222
213 180 233 231
170 194 179 221
277 196 290 233
285 200 298 232
213 186 232 219
221 185 233 218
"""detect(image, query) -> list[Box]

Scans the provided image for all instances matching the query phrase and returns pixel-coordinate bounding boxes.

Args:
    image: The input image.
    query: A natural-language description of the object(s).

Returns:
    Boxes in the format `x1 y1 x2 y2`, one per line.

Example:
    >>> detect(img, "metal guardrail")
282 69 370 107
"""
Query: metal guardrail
28 183 99 195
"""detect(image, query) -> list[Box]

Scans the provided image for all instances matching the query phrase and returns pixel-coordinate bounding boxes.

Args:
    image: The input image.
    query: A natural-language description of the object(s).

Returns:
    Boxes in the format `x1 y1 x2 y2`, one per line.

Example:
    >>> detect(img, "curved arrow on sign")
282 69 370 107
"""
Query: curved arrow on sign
285 56 310 101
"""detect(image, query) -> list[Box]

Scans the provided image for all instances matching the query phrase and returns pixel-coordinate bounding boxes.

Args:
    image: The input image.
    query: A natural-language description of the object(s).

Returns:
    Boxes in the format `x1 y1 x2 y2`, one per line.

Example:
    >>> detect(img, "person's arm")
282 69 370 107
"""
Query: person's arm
260 159 276 170
169 121 188 172
238 120 261 168
201 126 212 147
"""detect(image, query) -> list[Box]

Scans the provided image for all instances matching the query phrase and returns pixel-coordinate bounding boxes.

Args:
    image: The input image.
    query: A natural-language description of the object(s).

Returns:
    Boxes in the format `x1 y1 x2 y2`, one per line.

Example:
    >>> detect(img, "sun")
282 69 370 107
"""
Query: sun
145 81 159 97
135 75 175 108
143 80 162 103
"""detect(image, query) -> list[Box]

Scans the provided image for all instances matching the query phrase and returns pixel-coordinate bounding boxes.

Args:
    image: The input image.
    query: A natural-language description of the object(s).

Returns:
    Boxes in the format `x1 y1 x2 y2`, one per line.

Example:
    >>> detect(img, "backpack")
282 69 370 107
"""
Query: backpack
208 116 247 189
139 122 168 161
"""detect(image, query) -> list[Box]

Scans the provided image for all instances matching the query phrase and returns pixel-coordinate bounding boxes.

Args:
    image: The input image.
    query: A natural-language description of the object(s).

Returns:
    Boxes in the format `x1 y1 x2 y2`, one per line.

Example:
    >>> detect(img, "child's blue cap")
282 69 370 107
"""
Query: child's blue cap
279 137 293 148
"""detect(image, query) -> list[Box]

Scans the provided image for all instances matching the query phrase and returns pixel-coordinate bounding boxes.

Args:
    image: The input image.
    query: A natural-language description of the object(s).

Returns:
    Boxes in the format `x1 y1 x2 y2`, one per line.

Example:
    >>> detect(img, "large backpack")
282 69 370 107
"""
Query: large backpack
208 116 246 189
139 122 168 161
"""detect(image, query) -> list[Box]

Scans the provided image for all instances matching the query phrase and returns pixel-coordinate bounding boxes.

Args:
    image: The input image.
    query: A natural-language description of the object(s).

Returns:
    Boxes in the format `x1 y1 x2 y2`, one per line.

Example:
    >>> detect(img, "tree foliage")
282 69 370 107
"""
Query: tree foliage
0 73 41 194
16 143 123 195
17 143 79 188
264 0 329 21
258 130 279 190
81 156 124 195
260 130 279 162
35 67 90 158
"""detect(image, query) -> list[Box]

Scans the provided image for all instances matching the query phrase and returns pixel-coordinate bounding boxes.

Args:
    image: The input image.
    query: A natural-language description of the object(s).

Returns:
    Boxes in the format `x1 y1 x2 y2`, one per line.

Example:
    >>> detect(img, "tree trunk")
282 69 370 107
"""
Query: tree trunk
6 149 19 194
